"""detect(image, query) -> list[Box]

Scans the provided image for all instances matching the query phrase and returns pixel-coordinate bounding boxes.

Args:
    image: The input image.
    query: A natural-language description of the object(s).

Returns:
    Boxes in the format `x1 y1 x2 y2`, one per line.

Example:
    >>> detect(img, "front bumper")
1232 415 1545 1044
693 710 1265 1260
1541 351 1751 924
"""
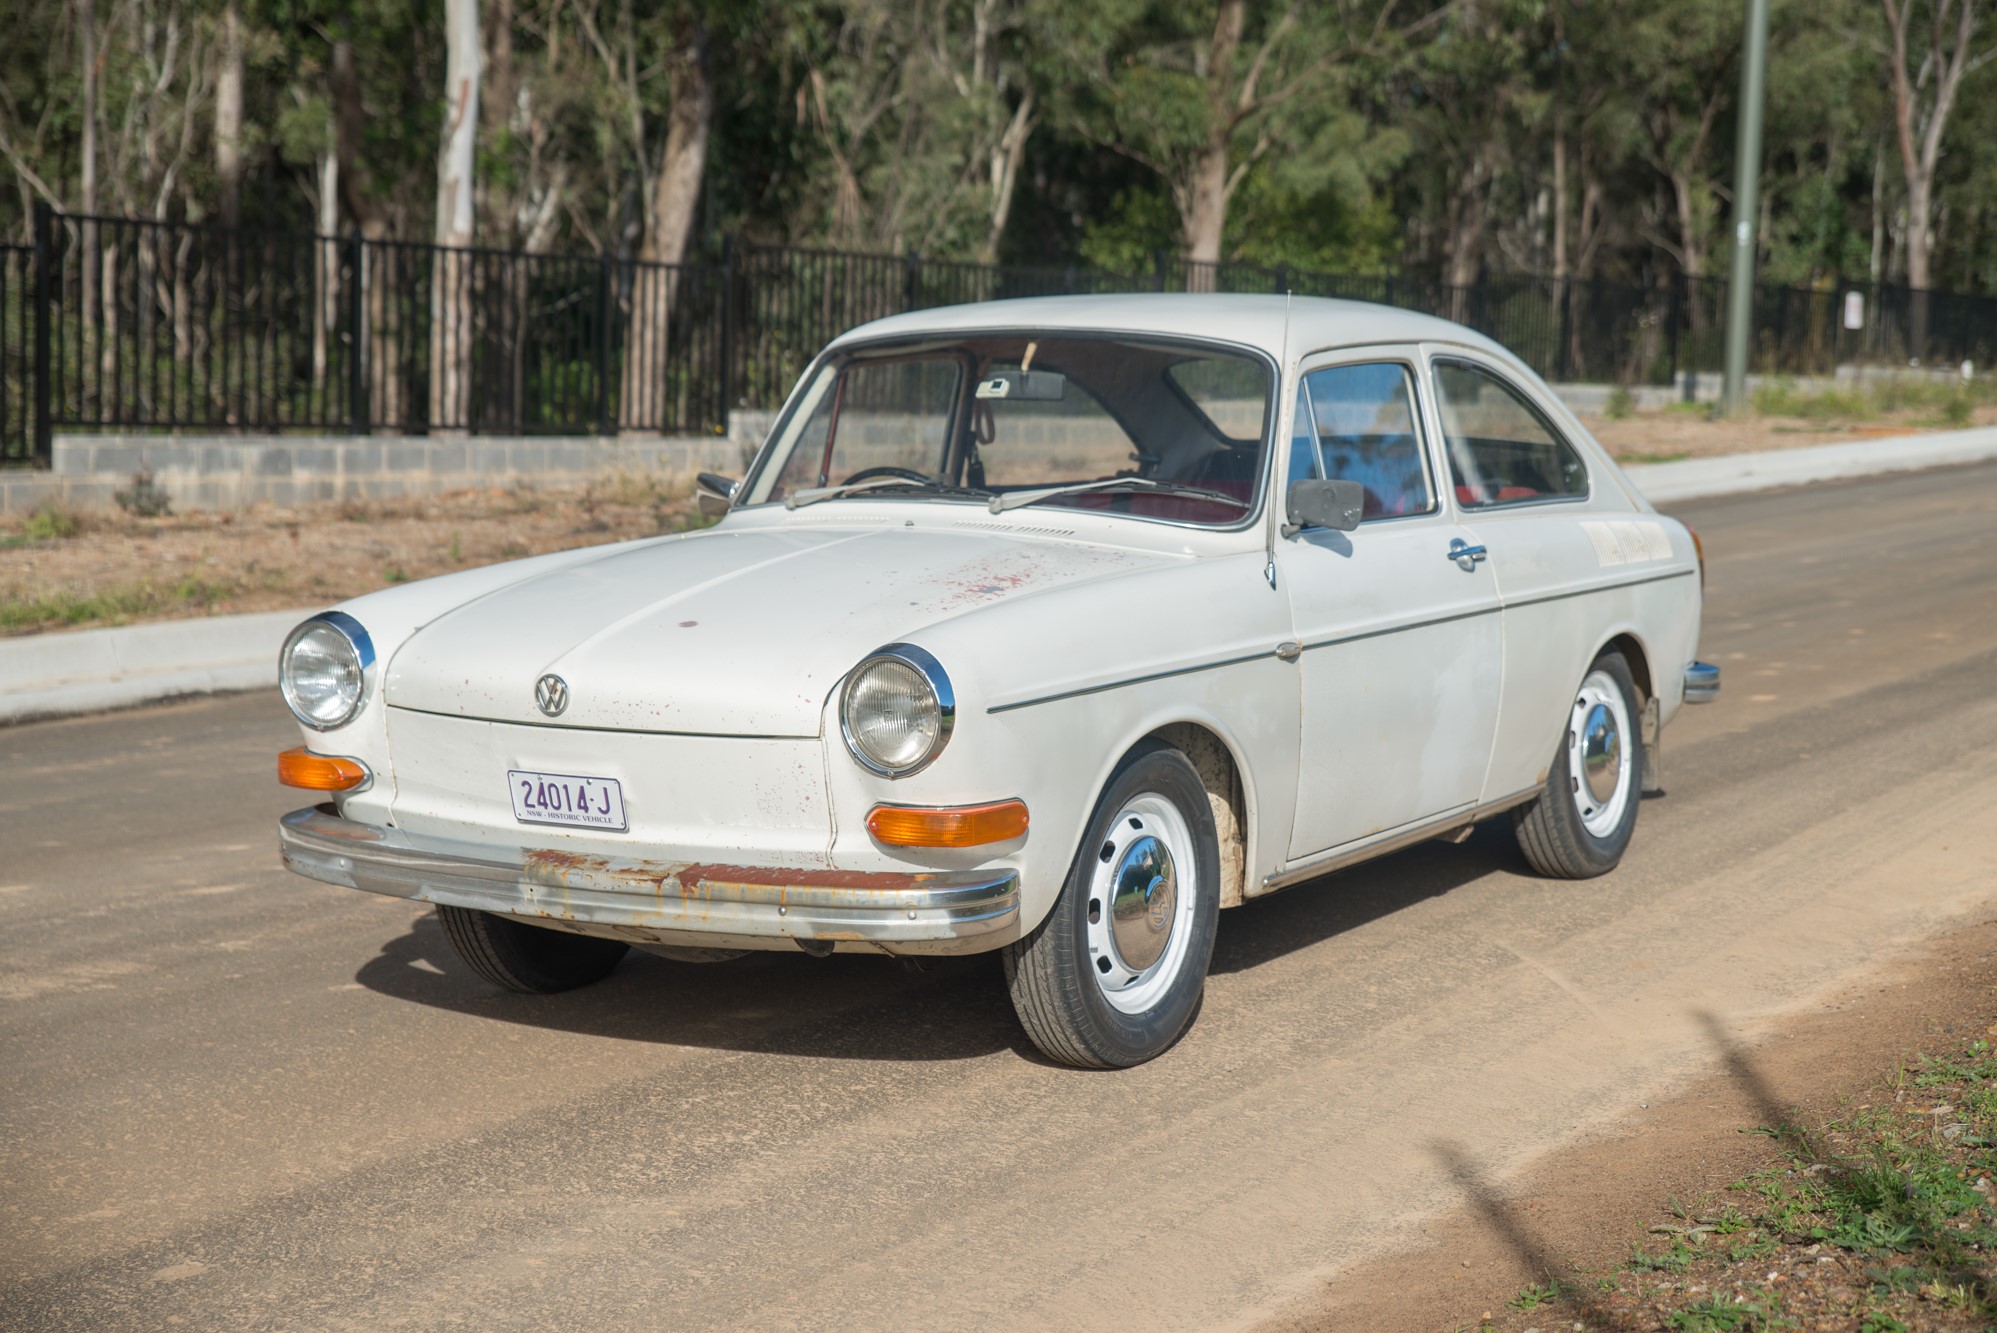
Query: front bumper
279 806 1021 955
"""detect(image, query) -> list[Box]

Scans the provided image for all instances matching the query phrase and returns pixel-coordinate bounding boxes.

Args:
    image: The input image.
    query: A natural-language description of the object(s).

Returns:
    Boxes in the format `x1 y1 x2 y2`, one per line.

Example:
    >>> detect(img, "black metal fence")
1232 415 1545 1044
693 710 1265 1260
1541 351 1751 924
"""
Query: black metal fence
4 201 1995 467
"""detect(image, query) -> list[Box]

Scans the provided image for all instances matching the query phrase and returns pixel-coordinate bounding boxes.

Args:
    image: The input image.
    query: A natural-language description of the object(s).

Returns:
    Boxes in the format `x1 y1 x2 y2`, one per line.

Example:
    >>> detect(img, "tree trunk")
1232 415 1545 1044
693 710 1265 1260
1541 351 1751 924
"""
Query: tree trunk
1179 0 1245 284
314 153 338 401
216 1 244 226
623 19 711 431
1444 150 1490 320
981 90 1033 264
1182 137 1230 274
430 0 482 431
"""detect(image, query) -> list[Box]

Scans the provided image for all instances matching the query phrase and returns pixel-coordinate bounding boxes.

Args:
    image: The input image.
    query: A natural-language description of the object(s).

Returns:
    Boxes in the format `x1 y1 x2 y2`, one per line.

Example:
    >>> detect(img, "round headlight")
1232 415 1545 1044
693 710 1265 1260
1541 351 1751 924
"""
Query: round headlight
840 645 954 777
280 614 373 730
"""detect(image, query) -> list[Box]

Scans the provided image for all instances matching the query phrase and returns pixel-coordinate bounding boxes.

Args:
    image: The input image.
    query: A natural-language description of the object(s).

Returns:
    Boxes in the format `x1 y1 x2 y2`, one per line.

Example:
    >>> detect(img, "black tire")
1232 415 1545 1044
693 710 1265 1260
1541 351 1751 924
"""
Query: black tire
436 905 630 993
1513 650 1645 879
1003 741 1221 1068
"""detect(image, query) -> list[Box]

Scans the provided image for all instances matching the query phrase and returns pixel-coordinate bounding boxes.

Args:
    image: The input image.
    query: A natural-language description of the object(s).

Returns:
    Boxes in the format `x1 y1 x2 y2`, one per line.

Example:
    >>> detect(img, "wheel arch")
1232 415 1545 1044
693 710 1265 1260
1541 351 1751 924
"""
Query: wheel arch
1140 719 1255 909
1596 629 1654 705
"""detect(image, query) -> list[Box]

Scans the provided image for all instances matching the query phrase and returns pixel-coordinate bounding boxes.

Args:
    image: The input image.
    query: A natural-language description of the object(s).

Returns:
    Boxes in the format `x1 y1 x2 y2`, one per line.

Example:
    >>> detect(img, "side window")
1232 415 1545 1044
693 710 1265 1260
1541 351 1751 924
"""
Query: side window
1300 362 1433 519
1432 360 1589 508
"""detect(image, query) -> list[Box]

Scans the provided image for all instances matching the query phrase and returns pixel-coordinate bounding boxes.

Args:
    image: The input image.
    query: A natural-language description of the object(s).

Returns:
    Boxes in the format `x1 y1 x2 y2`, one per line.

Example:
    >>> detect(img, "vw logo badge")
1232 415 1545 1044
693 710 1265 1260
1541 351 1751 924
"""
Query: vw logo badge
534 673 569 717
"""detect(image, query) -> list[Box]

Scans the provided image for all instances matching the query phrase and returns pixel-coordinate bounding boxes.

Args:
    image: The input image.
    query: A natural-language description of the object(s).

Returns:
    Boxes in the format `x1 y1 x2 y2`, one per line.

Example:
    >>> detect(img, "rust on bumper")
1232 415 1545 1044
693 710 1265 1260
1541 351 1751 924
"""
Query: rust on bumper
279 806 1020 955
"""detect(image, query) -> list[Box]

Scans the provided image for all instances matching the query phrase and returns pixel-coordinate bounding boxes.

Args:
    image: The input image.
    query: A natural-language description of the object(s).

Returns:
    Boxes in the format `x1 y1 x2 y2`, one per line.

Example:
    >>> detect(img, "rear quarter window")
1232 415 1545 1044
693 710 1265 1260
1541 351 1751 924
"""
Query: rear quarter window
1432 359 1589 508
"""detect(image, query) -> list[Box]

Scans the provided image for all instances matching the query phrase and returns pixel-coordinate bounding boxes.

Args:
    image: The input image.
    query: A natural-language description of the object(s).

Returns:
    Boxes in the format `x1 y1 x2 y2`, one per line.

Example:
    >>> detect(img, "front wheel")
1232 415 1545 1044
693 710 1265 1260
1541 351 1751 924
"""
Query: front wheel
436 905 630 993
1004 742 1220 1068
1512 650 1645 879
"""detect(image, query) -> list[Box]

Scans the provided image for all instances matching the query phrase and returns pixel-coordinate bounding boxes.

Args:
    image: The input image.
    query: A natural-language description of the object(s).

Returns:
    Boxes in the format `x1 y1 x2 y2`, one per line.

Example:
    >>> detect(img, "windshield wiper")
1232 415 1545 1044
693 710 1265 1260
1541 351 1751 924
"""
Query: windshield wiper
785 477 995 510
986 476 1248 515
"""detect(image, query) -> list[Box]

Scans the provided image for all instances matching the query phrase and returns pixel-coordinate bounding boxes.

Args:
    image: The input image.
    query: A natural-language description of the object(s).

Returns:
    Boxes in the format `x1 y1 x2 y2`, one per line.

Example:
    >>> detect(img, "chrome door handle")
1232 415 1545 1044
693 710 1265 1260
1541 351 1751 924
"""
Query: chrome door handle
1448 538 1488 567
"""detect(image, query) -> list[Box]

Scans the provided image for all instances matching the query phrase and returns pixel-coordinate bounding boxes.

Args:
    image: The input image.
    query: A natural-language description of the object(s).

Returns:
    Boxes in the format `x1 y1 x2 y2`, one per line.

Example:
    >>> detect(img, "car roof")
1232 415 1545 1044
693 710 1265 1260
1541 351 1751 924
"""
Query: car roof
830 293 1518 365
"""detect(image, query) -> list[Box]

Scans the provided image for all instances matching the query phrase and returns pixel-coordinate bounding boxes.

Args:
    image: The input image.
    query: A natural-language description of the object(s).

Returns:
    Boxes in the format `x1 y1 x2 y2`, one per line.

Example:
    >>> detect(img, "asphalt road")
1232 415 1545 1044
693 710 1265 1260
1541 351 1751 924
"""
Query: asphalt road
4 462 1997 1331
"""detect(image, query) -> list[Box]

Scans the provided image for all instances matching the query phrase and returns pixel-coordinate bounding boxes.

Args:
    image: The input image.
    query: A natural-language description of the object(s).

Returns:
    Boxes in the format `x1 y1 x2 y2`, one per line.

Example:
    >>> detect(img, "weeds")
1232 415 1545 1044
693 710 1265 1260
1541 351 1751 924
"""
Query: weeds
1472 1032 1997 1332
1751 373 1992 425
114 465 172 517
23 500 81 540
1506 1278 1567 1310
0 576 234 634
1605 384 1636 419
1664 1291 1784 1331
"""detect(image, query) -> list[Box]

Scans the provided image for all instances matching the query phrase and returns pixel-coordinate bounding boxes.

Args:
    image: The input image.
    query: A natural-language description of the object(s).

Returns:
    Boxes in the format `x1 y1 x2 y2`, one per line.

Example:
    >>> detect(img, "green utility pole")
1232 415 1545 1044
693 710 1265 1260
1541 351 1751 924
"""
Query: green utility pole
1722 0 1771 415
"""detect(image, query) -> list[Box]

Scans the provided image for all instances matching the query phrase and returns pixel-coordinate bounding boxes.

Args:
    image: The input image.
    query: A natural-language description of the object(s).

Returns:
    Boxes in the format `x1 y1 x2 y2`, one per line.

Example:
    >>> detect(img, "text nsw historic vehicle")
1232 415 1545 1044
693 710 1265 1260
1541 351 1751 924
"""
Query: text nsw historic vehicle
276 295 1719 1068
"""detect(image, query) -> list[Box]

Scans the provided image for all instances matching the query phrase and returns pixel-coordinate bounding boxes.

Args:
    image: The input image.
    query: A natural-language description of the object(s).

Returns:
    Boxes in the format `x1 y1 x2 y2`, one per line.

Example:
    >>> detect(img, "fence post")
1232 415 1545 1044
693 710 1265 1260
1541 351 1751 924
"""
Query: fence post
32 201 53 465
903 252 921 311
718 234 735 440
346 230 368 435
1666 272 1684 390
1554 277 1572 383
596 252 613 435
1152 249 1168 292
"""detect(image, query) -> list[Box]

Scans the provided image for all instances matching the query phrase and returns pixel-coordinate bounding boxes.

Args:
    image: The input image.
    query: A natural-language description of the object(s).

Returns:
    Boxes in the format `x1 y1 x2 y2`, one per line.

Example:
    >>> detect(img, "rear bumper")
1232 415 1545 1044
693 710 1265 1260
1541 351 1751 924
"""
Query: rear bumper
1683 661 1721 704
278 806 1021 955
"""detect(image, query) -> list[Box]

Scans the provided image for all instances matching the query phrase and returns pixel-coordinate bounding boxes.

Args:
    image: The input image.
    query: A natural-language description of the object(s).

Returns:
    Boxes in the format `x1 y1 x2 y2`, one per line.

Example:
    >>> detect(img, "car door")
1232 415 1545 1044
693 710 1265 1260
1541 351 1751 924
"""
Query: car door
1423 349 1658 803
1277 351 1503 862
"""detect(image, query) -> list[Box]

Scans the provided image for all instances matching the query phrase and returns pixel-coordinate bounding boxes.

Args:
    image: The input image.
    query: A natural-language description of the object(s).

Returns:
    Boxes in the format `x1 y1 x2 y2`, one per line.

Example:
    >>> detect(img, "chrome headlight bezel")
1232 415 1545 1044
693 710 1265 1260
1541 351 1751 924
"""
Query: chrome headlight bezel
839 643 954 778
279 611 376 731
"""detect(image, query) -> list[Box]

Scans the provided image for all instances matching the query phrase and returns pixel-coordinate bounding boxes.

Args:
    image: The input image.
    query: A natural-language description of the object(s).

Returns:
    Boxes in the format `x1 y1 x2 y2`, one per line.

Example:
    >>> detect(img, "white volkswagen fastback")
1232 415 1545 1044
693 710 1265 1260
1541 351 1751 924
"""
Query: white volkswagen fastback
276 294 1718 1067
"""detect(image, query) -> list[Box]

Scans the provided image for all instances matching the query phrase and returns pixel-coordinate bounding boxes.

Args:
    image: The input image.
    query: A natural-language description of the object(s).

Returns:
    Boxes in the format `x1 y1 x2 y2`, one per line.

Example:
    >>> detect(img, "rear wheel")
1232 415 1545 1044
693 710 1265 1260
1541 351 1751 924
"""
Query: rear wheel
436 905 629 993
1513 650 1644 879
1004 742 1220 1068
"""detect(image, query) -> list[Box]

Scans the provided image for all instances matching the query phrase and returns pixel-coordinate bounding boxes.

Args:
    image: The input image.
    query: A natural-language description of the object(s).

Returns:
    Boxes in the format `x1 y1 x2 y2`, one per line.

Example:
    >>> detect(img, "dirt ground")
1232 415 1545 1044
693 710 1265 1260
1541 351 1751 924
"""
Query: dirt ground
2 401 1990 636
1578 401 1997 464
1260 917 1997 1332
0 478 704 635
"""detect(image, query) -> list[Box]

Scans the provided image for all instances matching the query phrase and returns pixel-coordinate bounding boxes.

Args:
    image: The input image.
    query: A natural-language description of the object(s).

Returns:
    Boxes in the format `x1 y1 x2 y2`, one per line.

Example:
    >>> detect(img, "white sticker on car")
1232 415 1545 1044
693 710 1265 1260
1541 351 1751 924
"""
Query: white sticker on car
1581 518 1674 567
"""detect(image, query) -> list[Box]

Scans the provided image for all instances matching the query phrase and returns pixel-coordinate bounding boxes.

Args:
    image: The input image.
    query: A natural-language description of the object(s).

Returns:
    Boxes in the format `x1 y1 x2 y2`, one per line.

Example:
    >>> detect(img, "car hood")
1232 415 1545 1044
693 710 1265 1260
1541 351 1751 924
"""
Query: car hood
384 523 1163 735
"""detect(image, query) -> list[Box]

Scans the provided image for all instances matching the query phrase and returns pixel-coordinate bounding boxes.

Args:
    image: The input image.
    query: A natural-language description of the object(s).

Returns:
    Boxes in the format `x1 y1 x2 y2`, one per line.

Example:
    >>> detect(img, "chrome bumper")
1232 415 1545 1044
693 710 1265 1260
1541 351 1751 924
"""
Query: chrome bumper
1683 660 1721 704
278 806 1021 955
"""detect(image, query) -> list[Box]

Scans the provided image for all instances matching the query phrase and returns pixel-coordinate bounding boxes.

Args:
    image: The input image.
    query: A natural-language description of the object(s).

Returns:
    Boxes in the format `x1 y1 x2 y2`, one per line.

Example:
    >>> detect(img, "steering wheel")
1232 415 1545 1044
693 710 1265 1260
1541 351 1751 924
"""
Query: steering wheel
840 465 935 487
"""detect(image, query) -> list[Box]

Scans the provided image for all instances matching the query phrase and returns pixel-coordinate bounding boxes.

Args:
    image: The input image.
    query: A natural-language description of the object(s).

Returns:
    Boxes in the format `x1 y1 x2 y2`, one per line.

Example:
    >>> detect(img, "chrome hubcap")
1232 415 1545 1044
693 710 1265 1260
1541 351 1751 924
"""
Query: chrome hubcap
1580 703 1621 805
1084 793 1197 1014
1568 670 1633 838
1108 835 1176 973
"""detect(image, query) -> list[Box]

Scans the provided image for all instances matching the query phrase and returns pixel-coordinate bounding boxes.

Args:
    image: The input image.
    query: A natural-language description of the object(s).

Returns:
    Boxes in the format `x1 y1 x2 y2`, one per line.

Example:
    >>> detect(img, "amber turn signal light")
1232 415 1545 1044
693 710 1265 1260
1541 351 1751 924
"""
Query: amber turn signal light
866 799 1028 848
279 746 370 792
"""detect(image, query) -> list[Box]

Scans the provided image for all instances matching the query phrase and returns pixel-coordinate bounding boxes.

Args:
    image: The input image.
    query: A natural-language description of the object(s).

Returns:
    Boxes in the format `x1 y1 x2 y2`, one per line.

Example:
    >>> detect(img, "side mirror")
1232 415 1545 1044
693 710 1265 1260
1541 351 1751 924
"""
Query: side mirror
696 472 737 518
1284 478 1364 535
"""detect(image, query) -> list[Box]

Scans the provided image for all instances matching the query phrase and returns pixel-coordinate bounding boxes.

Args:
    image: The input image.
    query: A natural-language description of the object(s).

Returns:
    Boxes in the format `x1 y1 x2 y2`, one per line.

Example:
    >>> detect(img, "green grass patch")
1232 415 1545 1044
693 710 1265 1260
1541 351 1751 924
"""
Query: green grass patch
0 576 237 634
1751 374 1994 426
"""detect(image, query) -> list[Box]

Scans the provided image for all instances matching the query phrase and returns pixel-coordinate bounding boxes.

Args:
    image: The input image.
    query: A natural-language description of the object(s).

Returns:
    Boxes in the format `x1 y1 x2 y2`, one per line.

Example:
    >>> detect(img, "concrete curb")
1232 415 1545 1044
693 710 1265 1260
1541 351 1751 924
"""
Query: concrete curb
6 426 1997 725
1625 424 1997 504
0 609 307 725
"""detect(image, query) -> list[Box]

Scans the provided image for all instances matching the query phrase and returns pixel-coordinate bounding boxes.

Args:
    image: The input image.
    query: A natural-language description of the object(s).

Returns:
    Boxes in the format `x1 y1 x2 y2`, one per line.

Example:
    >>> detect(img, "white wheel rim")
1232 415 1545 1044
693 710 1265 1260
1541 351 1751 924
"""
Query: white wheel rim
1568 669 1633 838
1084 793 1198 1015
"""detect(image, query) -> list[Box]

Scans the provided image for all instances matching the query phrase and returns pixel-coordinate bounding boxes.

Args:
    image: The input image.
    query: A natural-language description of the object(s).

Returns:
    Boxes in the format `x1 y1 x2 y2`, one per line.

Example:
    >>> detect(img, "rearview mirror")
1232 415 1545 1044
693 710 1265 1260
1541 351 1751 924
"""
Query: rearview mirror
696 472 737 518
975 369 1066 401
1284 478 1364 534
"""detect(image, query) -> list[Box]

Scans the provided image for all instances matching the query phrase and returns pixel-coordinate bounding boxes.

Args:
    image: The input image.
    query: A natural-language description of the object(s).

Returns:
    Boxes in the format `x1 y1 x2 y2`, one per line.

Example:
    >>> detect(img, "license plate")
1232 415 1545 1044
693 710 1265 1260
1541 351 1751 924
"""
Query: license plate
508 769 627 832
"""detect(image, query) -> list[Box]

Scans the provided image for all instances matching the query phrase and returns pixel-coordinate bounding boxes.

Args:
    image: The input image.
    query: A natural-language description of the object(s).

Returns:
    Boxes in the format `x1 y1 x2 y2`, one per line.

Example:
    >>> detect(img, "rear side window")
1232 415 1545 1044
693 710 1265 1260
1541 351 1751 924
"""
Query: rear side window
1299 362 1433 519
1432 360 1588 508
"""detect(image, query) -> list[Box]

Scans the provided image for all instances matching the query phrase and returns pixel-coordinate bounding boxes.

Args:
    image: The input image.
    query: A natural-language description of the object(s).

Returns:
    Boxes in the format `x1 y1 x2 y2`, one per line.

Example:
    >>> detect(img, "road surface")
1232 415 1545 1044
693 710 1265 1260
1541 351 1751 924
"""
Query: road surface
4 461 1996 1330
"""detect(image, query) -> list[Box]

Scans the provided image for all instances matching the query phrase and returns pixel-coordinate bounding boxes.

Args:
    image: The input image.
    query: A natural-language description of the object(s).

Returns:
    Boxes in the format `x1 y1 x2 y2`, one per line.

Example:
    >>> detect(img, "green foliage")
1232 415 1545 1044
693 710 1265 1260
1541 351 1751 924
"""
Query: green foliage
23 500 79 541
1664 1292 1784 1331
1605 385 1636 419
1505 1278 1567 1310
0 576 234 633
114 468 172 518
0 0 1994 305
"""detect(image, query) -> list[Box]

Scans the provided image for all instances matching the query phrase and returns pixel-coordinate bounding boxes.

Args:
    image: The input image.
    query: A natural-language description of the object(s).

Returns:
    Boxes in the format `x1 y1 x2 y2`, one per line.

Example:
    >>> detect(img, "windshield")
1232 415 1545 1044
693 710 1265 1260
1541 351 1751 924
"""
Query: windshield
740 334 1274 526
